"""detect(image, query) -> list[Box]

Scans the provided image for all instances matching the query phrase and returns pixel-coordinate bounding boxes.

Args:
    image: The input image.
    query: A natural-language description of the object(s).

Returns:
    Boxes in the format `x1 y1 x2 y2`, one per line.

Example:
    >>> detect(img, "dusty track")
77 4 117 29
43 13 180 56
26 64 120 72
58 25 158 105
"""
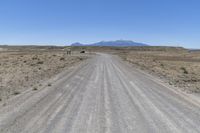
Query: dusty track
0 53 200 133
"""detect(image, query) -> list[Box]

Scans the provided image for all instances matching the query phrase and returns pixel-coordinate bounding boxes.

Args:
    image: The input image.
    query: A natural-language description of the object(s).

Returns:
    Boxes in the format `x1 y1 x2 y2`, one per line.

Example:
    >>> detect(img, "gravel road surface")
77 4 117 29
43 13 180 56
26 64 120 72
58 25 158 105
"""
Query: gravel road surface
0 53 200 133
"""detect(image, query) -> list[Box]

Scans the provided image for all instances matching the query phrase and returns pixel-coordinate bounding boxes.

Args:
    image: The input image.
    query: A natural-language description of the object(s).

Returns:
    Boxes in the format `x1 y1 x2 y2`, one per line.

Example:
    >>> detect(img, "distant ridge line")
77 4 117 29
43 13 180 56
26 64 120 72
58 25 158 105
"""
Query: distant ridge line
71 40 149 47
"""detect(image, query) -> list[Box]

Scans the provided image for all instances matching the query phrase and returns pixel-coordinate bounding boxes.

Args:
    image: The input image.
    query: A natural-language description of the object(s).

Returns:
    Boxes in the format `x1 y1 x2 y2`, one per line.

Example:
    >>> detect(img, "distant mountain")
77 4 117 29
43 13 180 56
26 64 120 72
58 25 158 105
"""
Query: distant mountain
71 40 149 47
71 42 84 46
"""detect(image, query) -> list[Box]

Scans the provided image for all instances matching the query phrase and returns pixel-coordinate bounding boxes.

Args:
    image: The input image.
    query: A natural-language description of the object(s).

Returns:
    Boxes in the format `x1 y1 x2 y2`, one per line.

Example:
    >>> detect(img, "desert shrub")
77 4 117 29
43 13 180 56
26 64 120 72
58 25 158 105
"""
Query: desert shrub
160 63 164 67
13 91 20 95
32 56 38 60
33 87 38 91
37 61 44 64
180 67 188 74
60 57 65 61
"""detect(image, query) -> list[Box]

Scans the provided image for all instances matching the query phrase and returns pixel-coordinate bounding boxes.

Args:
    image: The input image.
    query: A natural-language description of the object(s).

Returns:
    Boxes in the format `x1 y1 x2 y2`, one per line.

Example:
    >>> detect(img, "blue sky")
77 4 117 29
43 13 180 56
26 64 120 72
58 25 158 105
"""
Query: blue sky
0 0 200 48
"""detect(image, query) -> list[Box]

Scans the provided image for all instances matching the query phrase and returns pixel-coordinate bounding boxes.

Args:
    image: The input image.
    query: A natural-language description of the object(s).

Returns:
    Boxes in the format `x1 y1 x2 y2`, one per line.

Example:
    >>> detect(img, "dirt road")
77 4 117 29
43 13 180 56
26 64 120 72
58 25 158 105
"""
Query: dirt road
0 53 200 133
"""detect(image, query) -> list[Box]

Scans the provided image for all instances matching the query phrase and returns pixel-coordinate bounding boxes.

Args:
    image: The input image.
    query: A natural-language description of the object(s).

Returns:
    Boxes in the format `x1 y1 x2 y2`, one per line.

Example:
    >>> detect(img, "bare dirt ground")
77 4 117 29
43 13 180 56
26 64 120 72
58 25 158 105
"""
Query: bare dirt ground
1 53 200 133
0 47 89 102
1 46 200 132
117 48 200 93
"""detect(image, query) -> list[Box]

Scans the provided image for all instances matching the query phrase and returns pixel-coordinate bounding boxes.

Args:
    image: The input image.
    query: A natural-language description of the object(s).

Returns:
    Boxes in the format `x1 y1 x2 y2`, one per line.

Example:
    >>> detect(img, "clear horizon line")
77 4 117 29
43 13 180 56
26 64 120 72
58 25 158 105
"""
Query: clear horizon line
0 44 197 49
